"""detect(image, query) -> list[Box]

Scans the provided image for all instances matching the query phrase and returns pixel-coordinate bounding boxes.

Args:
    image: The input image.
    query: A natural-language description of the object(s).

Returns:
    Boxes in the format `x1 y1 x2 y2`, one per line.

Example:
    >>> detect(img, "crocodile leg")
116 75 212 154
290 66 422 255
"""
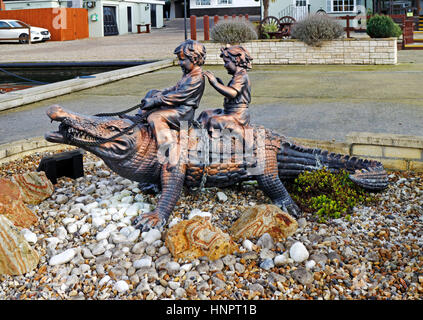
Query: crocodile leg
132 162 186 231
256 147 302 219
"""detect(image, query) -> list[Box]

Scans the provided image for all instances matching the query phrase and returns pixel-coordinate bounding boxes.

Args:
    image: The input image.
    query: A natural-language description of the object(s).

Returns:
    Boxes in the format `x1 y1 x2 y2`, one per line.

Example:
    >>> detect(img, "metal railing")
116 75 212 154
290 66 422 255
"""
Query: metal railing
278 4 309 21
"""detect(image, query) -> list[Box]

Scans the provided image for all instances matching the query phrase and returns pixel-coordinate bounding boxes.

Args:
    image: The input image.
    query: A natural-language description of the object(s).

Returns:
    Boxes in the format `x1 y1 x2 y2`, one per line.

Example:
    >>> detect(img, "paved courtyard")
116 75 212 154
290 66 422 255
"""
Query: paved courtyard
0 19 422 145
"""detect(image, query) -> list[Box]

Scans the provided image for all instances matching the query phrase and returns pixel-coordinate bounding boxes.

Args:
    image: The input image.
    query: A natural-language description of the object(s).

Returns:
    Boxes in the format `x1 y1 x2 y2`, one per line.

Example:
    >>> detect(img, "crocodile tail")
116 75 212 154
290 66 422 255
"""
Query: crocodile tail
276 140 388 191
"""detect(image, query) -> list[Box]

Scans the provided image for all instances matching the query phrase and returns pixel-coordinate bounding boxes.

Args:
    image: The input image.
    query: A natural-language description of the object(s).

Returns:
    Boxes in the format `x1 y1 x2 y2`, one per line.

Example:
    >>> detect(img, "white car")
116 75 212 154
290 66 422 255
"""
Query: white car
0 19 51 43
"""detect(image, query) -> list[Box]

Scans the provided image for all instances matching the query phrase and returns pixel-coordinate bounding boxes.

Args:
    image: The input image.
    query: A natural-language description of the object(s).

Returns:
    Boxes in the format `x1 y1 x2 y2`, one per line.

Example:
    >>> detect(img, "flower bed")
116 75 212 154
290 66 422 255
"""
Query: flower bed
203 38 397 65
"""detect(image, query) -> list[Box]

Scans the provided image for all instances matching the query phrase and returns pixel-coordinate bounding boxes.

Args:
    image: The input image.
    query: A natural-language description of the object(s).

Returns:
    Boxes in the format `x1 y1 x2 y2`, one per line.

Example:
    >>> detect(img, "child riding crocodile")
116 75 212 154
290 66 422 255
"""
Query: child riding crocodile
136 39 206 171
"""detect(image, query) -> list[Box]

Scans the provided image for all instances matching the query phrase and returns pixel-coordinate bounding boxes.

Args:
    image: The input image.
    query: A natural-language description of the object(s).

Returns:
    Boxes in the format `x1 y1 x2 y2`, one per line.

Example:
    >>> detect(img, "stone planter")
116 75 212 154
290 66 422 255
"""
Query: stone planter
203 38 397 65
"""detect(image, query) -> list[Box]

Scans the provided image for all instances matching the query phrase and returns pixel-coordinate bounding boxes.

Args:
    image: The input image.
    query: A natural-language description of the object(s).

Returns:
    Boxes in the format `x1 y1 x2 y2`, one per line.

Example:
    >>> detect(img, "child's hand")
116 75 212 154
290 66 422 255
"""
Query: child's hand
204 71 217 84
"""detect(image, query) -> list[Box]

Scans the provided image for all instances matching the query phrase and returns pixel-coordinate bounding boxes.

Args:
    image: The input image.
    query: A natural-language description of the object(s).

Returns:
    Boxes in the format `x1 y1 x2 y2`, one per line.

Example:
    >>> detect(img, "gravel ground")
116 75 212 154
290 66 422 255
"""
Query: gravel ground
0 148 422 300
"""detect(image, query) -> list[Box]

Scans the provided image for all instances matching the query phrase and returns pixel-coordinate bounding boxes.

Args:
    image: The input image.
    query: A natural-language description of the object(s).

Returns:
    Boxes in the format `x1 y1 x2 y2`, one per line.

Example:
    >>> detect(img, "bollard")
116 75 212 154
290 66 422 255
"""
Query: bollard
245 14 249 21
232 14 236 20
190 15 197 40
214 15 219 26
224 15 228 20
204 15 210 41
239 14 243 20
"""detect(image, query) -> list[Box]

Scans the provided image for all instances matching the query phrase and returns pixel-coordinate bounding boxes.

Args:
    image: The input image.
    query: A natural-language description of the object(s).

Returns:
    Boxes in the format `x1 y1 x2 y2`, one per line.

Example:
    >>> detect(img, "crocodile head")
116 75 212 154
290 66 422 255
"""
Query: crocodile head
45 105 144 161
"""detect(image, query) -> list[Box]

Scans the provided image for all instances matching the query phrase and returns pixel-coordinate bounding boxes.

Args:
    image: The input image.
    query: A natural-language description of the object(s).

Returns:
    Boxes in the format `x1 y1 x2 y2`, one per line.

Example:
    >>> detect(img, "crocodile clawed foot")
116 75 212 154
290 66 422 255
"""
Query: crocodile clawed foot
132 211 166 232
275 199 302 219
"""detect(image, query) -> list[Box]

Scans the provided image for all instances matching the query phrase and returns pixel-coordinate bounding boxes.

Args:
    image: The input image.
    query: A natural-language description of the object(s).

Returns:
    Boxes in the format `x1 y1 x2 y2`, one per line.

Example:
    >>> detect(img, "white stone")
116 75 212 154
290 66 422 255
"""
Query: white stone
114 280 129 293
289 242 309 263
67 223 78 234
20 229 37 244
165 261 180 275
55 194 69 204
49 248 77 266
79 223 91 235
99 275 111 286
305 260 316 270
133 256 152 269
242 239 254 251
120 226 135 237
142 229 162 245
168 217 182 228
55 226 68 240
274 252 291 266
134 194 144 202
188 208 211 220
125 204 140 217
96 230 111 241
180 263 193 272
110 232 128 244
216 192 228 202
84 201 99 212
127 229 141 242
46 237 61 249
92 217 106 228
121 196 133 204
62 217 76 225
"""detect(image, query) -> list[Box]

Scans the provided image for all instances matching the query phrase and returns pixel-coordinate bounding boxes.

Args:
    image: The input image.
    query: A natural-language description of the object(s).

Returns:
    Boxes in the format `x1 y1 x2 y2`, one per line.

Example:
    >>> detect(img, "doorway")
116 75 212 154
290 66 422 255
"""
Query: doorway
103 6 119 36
150 4 157 28
127 6 132 33
293 0 309 21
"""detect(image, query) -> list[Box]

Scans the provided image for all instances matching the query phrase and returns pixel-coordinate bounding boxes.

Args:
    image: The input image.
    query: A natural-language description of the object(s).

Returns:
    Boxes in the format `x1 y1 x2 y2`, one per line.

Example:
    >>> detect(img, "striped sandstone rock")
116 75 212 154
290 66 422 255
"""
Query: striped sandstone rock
0 194 38 228
229 204 298 241
0 215 39 275
0 177 22 201
165 216 239 261
12 171 54 205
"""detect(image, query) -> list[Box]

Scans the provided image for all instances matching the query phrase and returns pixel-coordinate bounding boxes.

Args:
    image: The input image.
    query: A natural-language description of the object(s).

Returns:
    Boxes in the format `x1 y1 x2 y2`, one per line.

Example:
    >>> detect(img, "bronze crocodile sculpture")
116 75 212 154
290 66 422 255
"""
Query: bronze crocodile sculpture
45 105 388 231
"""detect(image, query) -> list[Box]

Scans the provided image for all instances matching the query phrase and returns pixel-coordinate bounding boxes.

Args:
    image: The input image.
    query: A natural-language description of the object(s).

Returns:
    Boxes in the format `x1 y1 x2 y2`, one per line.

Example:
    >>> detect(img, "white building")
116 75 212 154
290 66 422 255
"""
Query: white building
189 0 260 16
3 0 165 37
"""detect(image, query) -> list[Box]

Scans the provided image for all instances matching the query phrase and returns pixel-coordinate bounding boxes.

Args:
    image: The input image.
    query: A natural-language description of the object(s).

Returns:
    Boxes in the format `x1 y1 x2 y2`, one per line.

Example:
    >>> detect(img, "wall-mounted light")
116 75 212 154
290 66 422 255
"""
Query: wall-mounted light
145 4 150 10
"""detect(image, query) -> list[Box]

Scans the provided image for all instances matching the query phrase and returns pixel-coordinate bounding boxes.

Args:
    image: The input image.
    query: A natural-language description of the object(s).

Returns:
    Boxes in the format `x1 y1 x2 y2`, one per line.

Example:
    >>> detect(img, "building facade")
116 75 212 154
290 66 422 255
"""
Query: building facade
189 0 260 16
3 0 165 37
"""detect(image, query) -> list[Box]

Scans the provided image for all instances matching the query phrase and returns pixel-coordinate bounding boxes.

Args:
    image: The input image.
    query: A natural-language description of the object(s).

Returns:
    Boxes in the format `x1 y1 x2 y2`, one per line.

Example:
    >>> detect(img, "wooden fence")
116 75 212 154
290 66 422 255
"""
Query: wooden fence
0 8 89 41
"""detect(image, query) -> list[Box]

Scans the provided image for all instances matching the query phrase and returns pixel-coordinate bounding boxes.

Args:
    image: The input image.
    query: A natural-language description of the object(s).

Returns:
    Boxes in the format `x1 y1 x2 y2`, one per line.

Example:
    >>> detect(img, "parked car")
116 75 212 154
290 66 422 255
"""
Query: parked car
0 20 51 43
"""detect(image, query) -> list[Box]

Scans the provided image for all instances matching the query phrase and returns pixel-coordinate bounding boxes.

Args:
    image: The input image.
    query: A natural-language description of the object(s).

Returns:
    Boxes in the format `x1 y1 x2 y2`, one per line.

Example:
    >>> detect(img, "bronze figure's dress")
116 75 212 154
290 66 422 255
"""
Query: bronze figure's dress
198 68 251 136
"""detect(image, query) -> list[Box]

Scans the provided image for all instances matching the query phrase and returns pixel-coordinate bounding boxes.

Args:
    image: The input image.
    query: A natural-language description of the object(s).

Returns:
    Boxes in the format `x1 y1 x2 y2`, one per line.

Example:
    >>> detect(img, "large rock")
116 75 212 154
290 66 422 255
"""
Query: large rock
0 177 22 201
165 216 239 261
0 215 39 275
0 194 38 228
12 171 54 205
229 204 298 241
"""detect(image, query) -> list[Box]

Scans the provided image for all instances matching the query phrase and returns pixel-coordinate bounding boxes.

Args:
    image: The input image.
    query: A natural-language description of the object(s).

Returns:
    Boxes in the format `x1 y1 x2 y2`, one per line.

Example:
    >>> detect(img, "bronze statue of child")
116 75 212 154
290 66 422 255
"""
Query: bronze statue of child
197 45 253 150
137 39 206 169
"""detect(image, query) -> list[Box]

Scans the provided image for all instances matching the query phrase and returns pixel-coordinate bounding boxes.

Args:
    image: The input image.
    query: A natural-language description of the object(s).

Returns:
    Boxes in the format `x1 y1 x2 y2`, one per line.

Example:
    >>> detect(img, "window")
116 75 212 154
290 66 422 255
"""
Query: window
332 0 355 12
218 0 233 4
295 0 307 7
8 21 25 28
196 0 211 5
0 22 10 29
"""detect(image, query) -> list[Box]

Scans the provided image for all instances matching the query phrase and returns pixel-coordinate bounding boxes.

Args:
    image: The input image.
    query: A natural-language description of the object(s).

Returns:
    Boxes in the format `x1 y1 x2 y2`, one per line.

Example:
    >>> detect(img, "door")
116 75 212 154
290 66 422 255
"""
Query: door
150 4 157 28
103 6 119 36
292 0 309 21
127 6 132 33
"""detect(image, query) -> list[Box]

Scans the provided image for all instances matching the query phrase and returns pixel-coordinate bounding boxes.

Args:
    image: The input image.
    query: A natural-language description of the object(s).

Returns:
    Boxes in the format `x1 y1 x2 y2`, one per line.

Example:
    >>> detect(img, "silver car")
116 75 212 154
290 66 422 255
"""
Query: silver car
0 19 51 43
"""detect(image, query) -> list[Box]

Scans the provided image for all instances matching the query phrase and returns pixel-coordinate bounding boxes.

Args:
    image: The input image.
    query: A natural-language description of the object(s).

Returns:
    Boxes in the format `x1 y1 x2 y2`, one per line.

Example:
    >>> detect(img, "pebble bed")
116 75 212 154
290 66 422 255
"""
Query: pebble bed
0 149 422 300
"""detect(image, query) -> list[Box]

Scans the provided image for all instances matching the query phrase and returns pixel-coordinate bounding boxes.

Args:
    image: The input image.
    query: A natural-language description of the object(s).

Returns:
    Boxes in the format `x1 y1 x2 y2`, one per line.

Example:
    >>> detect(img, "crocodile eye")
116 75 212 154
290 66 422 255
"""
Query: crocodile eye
108 125 120 132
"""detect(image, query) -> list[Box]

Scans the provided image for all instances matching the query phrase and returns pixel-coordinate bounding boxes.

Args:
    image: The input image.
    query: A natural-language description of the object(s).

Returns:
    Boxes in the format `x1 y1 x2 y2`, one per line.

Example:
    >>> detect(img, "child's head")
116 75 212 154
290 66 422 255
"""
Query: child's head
220 45 253 70
173 39 207 66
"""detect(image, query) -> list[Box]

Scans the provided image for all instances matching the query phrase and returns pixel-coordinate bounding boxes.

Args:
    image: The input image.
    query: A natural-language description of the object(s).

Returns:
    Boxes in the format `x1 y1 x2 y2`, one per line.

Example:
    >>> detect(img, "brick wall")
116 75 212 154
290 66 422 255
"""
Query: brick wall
203 38 397 65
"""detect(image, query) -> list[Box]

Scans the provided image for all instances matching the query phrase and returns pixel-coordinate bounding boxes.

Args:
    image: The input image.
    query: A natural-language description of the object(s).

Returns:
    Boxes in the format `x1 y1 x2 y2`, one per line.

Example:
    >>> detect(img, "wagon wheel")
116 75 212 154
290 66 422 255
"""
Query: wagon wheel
279 16 296 37
259 16 281 39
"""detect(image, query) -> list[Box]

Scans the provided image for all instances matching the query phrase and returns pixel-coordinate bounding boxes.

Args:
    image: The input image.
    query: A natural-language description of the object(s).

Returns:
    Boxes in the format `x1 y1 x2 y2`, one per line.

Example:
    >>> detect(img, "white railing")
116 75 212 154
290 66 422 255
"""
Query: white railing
278 4 309 21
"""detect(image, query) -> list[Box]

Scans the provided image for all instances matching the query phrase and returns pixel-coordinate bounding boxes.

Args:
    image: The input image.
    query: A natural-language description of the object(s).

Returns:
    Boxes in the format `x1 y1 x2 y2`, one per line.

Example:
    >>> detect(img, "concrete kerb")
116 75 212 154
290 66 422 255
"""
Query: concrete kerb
0 59 175 112
2 133 423 172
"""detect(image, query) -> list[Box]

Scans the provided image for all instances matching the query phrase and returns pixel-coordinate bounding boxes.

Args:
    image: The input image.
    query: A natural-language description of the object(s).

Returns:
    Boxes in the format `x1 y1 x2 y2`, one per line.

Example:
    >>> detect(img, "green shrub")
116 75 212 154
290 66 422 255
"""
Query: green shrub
286 168 374 223
366 14 402 38
291 14 344 46
211 20 258 44
262 22 279 39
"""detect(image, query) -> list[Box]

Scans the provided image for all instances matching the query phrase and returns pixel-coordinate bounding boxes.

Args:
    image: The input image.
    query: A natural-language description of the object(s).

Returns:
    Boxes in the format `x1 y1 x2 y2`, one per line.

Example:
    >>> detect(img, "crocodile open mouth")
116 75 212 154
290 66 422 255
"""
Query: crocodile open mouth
46 121 102 146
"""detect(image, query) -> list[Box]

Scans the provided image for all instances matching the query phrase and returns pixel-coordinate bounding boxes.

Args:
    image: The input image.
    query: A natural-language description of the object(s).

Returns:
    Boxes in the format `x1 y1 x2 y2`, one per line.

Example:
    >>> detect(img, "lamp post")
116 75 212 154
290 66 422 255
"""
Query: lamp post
184 0 187 40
